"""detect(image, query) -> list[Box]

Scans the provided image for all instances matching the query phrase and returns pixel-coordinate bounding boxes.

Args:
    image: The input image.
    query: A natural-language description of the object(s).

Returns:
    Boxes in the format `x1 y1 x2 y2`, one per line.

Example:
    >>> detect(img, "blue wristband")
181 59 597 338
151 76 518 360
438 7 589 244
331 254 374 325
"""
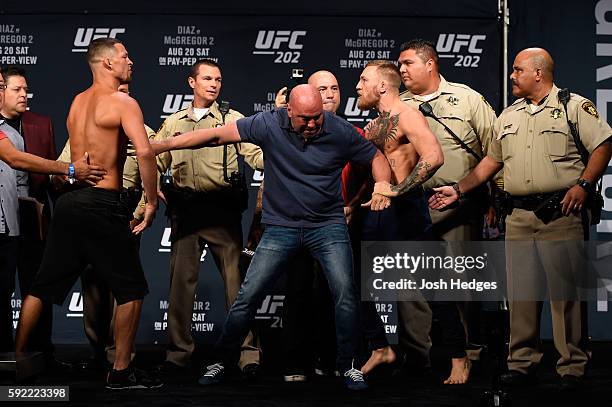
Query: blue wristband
68 163 75 178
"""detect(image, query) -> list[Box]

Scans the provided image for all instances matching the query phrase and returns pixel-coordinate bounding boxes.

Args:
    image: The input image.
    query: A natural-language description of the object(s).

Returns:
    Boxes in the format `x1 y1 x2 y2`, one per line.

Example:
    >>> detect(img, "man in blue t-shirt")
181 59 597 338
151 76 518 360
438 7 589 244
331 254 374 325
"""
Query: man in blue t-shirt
152 84 392 391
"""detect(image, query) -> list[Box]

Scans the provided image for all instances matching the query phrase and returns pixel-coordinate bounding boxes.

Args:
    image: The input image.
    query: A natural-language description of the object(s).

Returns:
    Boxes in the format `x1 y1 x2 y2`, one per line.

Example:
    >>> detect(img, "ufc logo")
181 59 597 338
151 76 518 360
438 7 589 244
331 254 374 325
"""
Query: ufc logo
254 30 306 50
251 170 264 187
160 94 194 118
344 97 370 118
255 295 285 317
68 292 83 312
66 292 83 318
344 97 371 124
436 34 486 54
72 28 126 53
159 227 208 261
159 227 172 252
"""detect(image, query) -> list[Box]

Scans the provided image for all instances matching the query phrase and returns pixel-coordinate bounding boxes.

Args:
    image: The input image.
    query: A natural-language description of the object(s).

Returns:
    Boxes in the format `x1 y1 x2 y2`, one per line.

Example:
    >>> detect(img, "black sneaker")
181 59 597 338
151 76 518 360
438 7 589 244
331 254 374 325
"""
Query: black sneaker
198 363 225 386
342 367 368 391
106 366 164 390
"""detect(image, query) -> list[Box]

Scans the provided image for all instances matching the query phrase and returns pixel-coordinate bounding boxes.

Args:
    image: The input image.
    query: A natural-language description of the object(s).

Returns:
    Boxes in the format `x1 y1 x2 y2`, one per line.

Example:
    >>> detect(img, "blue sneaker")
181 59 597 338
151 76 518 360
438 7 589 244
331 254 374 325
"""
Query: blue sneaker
343 367 368 391
198 363 225 386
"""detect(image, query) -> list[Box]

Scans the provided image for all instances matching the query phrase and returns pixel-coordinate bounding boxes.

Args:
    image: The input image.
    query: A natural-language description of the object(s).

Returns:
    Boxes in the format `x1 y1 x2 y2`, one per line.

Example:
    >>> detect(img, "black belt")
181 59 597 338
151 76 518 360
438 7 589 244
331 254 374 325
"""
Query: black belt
510 190 566 211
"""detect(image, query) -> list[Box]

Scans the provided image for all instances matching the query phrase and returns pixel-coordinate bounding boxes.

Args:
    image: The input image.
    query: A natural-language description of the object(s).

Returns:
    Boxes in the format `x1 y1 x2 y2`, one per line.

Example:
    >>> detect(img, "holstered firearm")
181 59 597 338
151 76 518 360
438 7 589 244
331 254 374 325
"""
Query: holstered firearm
590 189 605 225
491 181 511 227
531 190 566 224
507 190 567 224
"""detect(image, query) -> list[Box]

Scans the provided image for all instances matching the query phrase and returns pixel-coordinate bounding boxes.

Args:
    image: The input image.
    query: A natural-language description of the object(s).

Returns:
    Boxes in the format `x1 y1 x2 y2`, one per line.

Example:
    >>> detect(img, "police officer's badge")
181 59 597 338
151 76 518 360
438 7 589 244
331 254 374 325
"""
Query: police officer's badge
582 101 599 119
551 108 562 119
447 95 459 106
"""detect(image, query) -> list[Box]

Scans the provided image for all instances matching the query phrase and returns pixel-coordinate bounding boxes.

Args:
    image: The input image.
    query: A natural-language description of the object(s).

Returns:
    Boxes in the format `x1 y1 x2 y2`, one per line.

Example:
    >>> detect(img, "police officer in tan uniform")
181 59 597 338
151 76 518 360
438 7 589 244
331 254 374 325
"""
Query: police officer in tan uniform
428 48 612 390
399 39 497 237
156 59 263 376
397 39 497 383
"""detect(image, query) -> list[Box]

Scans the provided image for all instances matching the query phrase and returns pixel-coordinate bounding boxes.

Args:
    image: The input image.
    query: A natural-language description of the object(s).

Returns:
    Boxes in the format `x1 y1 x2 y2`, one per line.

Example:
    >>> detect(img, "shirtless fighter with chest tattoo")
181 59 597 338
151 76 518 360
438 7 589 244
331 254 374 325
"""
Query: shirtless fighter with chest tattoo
354 60 444 377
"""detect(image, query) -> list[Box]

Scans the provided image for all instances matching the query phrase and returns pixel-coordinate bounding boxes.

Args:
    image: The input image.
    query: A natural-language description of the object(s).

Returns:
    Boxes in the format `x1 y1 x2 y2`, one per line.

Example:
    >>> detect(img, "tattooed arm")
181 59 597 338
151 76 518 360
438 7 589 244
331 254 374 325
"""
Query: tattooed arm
376 108 443 197
390 160 434 195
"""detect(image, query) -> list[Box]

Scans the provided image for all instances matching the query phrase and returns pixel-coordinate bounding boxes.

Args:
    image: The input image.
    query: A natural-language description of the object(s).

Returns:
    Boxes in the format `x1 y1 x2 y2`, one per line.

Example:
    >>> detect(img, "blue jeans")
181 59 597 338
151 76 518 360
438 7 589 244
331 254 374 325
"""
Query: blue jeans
216 223 360 371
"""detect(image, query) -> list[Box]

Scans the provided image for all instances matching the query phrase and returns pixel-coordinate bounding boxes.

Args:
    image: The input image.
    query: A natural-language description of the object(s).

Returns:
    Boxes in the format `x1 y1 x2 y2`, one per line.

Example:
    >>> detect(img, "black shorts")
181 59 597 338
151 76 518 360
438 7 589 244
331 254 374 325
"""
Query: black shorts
357 187 433 241
30 187 148 305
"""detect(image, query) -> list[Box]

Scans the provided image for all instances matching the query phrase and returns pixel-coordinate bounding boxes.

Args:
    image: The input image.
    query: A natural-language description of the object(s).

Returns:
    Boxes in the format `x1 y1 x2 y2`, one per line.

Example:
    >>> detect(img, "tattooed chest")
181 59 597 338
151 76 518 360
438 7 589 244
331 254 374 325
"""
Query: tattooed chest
365 112 401 151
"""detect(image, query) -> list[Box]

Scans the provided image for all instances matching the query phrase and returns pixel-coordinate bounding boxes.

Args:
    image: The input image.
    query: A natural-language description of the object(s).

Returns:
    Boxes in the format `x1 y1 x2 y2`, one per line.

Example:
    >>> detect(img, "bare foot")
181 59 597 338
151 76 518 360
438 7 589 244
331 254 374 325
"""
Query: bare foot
360 346 396 375
443 357 471 384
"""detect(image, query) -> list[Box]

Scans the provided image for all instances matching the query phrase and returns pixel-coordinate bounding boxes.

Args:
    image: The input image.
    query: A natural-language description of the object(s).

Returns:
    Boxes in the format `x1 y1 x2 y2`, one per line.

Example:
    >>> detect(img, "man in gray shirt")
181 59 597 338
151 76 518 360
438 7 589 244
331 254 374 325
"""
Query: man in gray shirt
0 75 105 353
0 105 28 352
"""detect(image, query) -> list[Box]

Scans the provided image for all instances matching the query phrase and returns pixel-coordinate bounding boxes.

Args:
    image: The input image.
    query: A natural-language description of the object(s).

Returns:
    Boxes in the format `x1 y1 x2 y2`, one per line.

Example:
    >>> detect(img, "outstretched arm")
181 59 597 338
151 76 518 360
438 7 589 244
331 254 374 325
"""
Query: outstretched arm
428 156 502 210
152 122 242 155
0 137 105 183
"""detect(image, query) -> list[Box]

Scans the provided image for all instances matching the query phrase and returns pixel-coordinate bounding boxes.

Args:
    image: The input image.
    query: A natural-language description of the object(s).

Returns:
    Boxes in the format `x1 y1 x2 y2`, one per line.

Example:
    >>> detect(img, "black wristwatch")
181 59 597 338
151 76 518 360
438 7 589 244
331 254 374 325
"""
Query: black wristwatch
577 178 592 192
452 183 463 199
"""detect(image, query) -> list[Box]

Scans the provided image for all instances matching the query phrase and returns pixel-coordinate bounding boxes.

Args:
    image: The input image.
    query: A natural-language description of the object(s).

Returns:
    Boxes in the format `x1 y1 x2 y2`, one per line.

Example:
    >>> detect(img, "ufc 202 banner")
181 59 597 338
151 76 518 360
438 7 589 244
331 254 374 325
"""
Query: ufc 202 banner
3 14 500 344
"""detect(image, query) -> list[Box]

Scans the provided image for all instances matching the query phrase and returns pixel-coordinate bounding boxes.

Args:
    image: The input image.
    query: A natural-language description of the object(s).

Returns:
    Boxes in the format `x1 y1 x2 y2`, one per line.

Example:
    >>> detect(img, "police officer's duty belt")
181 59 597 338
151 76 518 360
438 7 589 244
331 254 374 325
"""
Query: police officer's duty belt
509 190 566 212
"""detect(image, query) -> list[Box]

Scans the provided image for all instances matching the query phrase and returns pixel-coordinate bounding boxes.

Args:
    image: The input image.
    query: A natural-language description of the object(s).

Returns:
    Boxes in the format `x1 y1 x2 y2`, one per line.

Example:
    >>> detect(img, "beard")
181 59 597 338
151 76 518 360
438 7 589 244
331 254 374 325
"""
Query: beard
120 70 133 84
357 93 377 110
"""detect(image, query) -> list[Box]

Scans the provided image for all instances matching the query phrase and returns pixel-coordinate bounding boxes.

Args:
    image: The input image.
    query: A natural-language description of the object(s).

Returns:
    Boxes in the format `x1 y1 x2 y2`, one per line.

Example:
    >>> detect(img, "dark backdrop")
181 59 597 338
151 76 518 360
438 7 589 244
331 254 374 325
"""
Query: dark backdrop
3 0 612 343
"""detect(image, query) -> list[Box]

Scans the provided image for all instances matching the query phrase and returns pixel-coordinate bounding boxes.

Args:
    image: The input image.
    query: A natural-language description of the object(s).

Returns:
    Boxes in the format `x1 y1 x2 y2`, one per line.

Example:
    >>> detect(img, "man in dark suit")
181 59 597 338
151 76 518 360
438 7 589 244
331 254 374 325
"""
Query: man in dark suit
1 66 57 356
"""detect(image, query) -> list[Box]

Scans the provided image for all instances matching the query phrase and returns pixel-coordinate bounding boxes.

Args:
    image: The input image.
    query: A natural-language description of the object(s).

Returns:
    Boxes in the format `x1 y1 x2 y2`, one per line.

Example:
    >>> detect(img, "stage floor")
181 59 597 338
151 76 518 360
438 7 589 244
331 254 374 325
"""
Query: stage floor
2 342 611 407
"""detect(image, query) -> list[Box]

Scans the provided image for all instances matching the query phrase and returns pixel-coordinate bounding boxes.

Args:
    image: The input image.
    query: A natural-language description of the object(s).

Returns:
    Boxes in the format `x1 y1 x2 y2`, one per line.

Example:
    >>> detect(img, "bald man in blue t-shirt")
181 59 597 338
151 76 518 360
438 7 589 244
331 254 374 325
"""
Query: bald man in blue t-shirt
152 84 392 391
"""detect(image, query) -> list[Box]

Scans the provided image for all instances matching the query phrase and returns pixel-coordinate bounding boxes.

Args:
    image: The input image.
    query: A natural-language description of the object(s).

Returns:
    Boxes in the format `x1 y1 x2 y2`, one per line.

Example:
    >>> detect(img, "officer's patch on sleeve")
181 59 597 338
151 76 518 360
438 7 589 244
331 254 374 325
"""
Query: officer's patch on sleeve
582 101 599 119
